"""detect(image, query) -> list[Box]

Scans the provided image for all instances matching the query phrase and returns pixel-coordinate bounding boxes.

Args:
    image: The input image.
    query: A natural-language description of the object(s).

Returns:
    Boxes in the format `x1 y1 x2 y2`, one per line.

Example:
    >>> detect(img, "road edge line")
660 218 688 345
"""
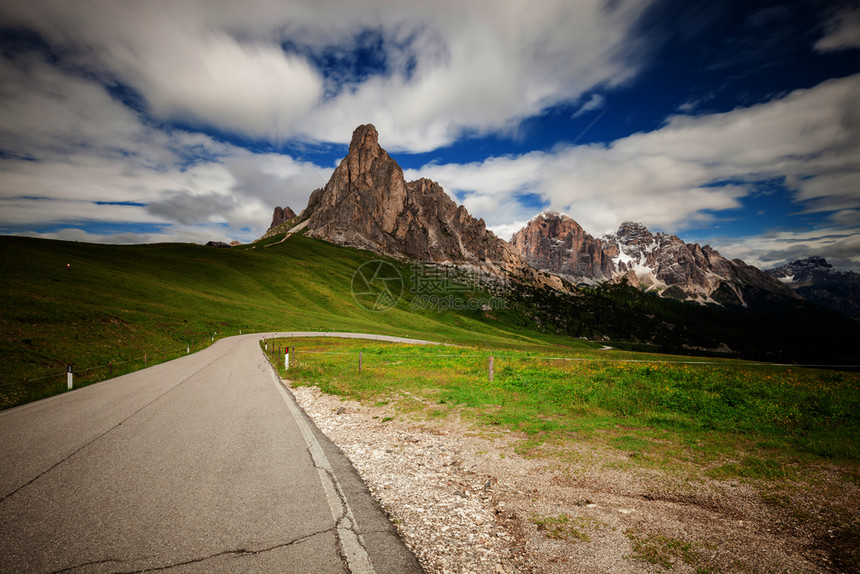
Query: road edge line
263 351 375 574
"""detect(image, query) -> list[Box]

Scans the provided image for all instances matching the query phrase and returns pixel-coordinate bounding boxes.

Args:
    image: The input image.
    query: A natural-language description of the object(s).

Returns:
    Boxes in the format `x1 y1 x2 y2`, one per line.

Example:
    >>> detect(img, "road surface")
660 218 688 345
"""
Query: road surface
0 333 423 573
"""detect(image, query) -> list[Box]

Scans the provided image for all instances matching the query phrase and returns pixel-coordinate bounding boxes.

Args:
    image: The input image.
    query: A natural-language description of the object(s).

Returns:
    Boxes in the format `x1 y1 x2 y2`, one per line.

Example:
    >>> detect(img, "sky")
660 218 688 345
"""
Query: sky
0 0 859 271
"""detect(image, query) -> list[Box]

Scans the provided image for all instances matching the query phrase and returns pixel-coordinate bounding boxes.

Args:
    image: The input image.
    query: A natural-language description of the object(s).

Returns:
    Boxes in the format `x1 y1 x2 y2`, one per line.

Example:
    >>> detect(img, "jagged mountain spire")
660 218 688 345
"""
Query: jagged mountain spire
299 124 533 277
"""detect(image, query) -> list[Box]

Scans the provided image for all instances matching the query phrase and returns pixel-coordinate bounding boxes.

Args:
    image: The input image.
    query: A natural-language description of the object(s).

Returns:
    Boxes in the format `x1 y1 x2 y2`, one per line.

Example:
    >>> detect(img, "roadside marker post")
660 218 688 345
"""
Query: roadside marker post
66 364 73 390
285 348 290 370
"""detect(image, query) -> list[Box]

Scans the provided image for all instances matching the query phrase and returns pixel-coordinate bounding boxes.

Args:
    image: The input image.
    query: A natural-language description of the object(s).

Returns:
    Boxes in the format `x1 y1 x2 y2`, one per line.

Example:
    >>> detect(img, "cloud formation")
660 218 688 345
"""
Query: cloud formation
815 5 860 52
710 227 860 272
411 73 860 268
0 0 655 152
0 49 329 242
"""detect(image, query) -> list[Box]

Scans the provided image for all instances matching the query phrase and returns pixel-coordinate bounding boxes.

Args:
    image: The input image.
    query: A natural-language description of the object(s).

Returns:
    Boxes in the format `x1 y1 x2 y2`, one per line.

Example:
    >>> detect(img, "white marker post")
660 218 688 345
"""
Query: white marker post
66 364 73 390
285 348 290 370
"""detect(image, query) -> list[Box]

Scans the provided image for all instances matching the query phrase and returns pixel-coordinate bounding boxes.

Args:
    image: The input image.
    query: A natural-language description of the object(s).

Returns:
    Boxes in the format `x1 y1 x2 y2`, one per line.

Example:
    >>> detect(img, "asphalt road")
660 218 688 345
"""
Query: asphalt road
0 334 423 573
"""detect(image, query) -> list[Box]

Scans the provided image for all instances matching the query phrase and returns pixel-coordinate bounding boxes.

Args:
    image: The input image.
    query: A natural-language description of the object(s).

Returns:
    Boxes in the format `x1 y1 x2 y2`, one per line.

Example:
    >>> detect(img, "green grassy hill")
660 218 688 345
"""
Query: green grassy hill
3 231 859 409
0 233 590 407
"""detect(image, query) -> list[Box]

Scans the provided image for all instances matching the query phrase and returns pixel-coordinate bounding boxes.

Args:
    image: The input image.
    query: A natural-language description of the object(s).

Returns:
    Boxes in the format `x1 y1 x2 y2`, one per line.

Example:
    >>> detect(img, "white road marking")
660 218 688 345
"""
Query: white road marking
265 352 375 574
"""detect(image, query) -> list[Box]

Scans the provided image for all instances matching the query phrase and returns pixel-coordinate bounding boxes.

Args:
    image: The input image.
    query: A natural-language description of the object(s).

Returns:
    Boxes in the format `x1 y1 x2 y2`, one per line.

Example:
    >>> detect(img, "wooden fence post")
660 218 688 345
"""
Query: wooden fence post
489 355 494 382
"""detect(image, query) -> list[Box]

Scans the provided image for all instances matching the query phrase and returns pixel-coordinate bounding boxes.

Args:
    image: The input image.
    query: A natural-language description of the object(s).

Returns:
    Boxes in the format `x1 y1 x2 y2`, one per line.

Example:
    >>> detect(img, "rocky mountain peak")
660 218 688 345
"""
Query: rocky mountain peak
255 205 298 241
514 216 798 305
299 124 534 278
269 206 297 230
511 212 614 282
767 257 839 283
765 257 859 317
613 221 655 244
349 123 379 152
792 256 832 270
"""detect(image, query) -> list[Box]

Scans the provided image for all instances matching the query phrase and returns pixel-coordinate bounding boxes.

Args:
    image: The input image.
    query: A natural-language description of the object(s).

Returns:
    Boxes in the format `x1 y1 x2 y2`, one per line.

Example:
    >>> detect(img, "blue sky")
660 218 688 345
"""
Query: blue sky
0 0 858 270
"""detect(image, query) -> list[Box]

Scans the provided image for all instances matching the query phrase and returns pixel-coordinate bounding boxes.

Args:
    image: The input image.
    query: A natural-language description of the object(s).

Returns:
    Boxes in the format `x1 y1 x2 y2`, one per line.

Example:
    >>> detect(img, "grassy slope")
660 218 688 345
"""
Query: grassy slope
0 233 589 406
269 337 859 460
270 337 860 570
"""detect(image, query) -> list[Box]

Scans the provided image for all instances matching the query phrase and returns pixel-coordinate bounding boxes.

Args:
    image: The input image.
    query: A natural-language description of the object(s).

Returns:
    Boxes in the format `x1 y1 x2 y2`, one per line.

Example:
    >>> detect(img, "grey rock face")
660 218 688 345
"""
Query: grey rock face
511 213 798 305
270 206 297 230
510 212 614 282
301 124 532 277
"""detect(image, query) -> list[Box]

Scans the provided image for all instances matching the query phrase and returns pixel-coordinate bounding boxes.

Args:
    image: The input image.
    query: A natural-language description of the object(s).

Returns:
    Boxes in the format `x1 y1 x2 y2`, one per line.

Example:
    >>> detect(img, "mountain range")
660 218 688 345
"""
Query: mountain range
510 212 798 307
766 257 860 318
269 124 856 319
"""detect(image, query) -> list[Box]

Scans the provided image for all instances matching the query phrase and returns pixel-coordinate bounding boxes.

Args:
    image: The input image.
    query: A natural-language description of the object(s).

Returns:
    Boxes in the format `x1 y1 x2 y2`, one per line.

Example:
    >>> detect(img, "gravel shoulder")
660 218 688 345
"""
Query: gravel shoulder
288 381 858 574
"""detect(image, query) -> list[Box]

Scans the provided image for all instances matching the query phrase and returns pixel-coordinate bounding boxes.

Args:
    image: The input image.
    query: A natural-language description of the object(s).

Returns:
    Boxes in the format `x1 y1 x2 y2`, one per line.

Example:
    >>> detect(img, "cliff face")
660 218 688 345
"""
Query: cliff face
511 213 798 305
601 222 798 304
270 206 297 230
301 124 533 277
256 205 298 241
510 212 614 283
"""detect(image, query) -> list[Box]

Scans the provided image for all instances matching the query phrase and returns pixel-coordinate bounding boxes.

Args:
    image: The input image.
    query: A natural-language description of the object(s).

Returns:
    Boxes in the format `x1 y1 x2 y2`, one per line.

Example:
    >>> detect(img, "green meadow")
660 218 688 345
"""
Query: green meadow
3 230 859 462
0 232 584 408
268 337 860 462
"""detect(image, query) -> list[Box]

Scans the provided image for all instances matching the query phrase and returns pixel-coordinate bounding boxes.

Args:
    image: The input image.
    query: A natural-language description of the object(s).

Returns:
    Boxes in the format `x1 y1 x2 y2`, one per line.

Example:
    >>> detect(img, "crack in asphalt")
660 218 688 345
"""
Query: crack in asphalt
307 443 356 571
308 443 374 568
0 354 223 505
51 528 337 574
50 558 124 574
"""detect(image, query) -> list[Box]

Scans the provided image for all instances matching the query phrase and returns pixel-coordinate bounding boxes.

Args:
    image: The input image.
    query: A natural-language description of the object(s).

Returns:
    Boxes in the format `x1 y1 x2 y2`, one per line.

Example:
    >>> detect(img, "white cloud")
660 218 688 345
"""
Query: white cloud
572 94 606 118
137 32 324 140
0 0 656 152
408 73 860 243
710 228 860 272
0 50 329 243
298 0 654 151
815 6 860 52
